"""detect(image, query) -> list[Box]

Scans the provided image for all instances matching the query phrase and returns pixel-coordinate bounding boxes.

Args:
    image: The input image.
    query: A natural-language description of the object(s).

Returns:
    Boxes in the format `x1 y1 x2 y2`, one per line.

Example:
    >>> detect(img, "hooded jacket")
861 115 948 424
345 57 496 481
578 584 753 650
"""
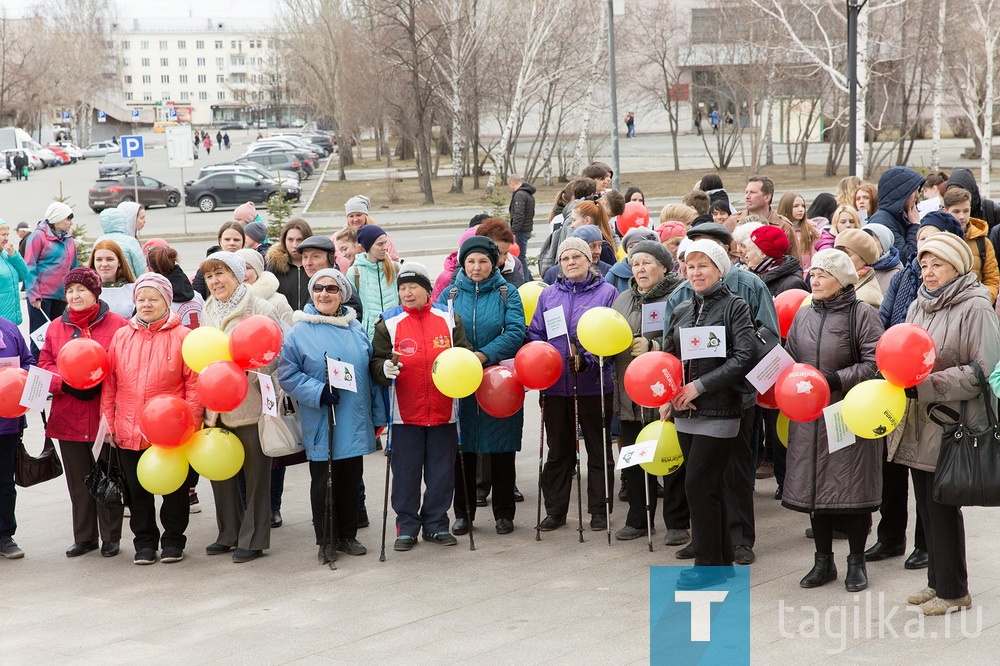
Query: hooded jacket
0 317 33 435
247 270 294 326
964 217 999 302
783 286 884 512
752 254 807 297
509 182 537 233
25 220 78 302
867 166 924 265
95 208 146 279
350 253 400 340
0 249 28 324
949 168 1000 229
872 247 902 295
606 257 633 293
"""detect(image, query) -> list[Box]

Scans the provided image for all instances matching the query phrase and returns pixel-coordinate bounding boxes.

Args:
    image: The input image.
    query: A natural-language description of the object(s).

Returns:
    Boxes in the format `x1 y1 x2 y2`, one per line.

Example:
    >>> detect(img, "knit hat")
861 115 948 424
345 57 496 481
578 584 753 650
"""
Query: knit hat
64 267 102 298
235 248 265 279
397 262 432 293
45 201 73 225
835 228 879 266
684 239 731 277
629 240 673 272
459 235 500 268
731 222 763 247
308 267 353 302
345 195 371 215
686 221 731 245
133 272 173 305
919 210 964 238
205 251 246 282
690 214 716 228
571 225 603 245
810 249 859 287
623 226 658 250
919 233 974 275
676 237 693 260
749 225 790 259
862 223 894 256
654 221 686 243
234 201 257 225
356 225 388 252
244 221 267 243
557 237 593 264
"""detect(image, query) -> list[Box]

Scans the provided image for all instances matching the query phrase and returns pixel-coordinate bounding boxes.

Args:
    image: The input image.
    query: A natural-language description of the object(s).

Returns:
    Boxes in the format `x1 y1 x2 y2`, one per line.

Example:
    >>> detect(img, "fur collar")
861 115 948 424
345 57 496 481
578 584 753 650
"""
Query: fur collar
292 306 358 327
249 271 279 300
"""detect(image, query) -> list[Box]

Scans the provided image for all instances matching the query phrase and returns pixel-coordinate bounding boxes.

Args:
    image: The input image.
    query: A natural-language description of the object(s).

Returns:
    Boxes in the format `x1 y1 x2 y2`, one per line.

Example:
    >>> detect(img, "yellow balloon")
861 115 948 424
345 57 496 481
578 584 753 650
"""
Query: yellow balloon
617 245 627 261
777 412 790 447
577 306 633 357
637 420 684 475
518 281 546 326
181 326 232 373
137 446 190 495
842 379 906 439
799 294 813 309
431 347 484 398
185 427 245 481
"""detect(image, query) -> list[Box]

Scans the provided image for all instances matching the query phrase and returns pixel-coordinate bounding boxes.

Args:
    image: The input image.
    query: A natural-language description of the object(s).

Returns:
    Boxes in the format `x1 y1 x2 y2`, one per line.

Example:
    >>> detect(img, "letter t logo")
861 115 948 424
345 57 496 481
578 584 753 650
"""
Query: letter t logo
674 591 729 641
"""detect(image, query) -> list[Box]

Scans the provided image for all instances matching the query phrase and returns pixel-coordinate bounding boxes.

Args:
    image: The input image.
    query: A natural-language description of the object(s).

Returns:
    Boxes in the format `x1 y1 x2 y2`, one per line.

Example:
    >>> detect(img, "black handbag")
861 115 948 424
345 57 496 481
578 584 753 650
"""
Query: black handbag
932 362 1000 507
84 444 128 509
14 411 63 488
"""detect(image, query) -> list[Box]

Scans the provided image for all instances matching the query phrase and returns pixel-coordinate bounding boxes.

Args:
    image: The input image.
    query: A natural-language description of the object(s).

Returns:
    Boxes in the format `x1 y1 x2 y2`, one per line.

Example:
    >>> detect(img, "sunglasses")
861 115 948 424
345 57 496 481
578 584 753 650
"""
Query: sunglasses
312 284 341 294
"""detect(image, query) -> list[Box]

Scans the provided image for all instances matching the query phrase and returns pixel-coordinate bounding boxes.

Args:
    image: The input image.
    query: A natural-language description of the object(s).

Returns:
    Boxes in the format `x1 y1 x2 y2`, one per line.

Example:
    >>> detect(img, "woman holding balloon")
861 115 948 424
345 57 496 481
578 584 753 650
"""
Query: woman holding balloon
39 268 129 559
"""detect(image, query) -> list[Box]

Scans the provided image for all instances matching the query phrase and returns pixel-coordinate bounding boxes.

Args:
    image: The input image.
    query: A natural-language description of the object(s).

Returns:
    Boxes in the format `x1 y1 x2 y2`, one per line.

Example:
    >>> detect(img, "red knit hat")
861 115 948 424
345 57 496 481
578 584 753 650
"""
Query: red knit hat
749 225 789 259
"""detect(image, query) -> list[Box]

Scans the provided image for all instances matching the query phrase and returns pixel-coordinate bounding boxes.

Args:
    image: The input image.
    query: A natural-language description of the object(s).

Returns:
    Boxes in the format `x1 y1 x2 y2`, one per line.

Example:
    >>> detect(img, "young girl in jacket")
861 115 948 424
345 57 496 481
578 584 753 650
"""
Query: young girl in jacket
349 225 399 340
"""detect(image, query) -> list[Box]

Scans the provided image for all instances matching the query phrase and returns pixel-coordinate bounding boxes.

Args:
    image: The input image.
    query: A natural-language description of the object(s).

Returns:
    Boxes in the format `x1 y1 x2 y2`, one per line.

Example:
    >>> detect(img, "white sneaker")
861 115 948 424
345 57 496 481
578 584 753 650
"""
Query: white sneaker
189 490 202 514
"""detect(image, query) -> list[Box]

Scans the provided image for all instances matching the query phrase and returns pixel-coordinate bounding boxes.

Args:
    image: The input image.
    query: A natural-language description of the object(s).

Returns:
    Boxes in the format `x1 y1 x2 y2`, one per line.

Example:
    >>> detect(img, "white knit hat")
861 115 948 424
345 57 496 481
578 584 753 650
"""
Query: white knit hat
810 249 858 287
345 195 371 215
684 238 731 276
204 251 246 283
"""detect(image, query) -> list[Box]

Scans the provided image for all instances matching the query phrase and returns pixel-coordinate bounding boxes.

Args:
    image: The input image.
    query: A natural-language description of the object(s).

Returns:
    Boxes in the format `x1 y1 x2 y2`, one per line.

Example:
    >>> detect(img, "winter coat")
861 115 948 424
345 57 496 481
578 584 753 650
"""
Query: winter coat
526 272 618 397
879 257 921 329
543 260 612 284
872 247 903 295
868 166 924 265
854 269 883 308
964 217 999 302
500 255 528 288
607 258 633 293
95 211 145 279
949 168 1000 230
782 286 884 512
25 221 77 302
0 249 28 324
38 302 129 441
433 251 460 302
101 311 202 450
265 246 310 311
889 273 1000 472
0 317 33 435
814 228 836 252
248 270 294 326
509 182 536 233
277 305 384 462
349 253 400 340
752 255 807 297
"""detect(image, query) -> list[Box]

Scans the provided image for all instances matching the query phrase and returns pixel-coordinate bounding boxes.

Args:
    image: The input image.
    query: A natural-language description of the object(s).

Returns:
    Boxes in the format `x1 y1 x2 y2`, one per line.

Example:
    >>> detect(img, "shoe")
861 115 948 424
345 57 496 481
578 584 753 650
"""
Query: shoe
100 541 120 558
664 528 690 546
423 532 458 546
590 513 607 531
805 527 813 539
496 518 513 534
618 480 628 502
65 541 99 558
904 548 929 570
335 537 367 556
271 509 282 528
907 587 937 605
0 536 24 559
452 517 470 536
160 547 184 563
476 493 488 508
676 567 729 590
375 436 383 451
800 552 837 588
919 594 972 616
756 460 774 479
774 485 782 500
734 545 756 565
845 553 868 592
513 487 524 503
615 525 648 541
133 548 157 565
357 509 370 529
206 542 233 556
233 548 262 563
188 490 201 514
538 515 566 531
864 542 905 562
394 536 416 551
675 544 694 560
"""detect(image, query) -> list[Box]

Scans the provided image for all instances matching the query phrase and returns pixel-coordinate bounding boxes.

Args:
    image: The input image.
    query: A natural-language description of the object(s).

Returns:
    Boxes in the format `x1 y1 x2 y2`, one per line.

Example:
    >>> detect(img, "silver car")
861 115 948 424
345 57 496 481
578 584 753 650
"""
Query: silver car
82 141 120 159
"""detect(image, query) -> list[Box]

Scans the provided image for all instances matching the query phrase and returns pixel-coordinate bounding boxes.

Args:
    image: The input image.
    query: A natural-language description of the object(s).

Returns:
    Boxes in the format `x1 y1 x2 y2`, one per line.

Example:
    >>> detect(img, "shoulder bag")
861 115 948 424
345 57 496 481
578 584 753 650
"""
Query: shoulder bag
14 411 63 488
84 444 128 509
260 392 304 457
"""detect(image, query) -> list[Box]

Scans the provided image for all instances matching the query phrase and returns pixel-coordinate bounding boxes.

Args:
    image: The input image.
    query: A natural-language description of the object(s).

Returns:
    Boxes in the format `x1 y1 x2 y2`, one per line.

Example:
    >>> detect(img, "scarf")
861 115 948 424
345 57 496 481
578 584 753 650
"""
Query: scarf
206 283 248 324
630 272 683 304
67 303 100 336
888 258 922 326
137 310 170 331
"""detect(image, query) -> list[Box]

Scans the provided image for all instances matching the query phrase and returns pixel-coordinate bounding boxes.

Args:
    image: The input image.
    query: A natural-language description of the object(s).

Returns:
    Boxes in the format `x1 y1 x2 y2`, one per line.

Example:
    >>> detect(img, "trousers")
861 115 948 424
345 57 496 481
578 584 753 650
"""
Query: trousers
391 423 457 538
457 451 515 520
308 457 363 545
679 428 737 566
119 447 189 551
912 468 968 599
539 394 613 517
211 424 271 550
59 440 123 544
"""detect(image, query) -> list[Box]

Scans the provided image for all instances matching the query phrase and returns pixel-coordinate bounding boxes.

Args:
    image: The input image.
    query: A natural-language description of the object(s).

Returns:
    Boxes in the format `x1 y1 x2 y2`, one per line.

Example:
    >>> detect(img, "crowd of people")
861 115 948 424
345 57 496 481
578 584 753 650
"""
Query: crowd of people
1 163 998 616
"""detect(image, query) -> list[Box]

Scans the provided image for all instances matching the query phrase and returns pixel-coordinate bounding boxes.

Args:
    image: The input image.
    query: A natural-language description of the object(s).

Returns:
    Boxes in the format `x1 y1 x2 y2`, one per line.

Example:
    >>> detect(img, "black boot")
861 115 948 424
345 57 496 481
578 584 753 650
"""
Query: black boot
845 554 868 592
800 552 837 588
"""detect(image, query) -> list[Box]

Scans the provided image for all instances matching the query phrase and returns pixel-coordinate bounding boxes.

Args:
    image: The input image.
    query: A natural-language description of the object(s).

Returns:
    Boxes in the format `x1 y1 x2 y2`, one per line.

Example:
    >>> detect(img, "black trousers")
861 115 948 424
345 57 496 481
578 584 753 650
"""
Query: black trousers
620 420 660 529
660 443 691 530
876 444 926 551
679 428 736 567
762 409 787 486
58 440 123 544
118 448 190 551
457 451 515 521
540 394 613 517
308 457 363 545
912 468 968 599
725 407 757 548
0 433 18 539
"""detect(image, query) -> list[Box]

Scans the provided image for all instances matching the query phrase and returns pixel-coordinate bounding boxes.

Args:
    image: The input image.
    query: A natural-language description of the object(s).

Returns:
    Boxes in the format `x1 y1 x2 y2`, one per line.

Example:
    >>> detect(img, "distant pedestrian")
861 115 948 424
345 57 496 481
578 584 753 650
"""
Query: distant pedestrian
624 112 635 139
710 110 719 133
216 131 223 146
694 110 703 136
203 135 212 156
223 132 230 149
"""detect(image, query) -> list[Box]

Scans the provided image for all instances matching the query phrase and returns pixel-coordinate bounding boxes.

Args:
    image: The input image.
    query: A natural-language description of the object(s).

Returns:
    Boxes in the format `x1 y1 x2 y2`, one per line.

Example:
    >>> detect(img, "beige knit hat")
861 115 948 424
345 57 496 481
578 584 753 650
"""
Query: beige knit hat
557 237 593 263
919 233 973 275
835 228 879 266
810 249 859 287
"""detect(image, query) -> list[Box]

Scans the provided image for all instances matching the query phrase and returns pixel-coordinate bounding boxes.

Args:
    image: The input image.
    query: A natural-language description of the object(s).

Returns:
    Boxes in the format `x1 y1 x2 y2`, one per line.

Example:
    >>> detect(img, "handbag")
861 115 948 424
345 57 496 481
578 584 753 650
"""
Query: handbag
84 444 128 509
14 411 63 488
260 392 304 457
932 362 1000 507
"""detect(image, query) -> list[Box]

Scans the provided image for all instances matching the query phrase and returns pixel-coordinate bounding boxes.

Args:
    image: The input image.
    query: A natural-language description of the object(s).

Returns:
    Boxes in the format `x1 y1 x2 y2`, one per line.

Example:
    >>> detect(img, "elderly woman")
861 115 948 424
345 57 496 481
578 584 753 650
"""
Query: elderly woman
835 228 883 308
744 225 807 296
437 236 526 535
0 221 28 324
102 273 201 564
611 241 683 540
88 239 136 319
607 227 659 293
0 316 33 559
783 249 885 592
236 248 293 327
200 251 283 563
349 225 399 340
893 234 1000 615
279 269 383 563
25 202 78 355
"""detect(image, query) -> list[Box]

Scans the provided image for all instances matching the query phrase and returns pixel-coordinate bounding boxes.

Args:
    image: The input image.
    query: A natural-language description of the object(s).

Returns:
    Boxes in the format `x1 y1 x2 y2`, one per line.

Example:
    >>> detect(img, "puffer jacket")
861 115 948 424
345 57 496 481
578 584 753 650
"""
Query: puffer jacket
526 272 618 397
25 221 77 302
437 268 526 454
101 311 201 450
868 166 924 265
872 247 902 295
879 257 921 328
752 255 807 296
509 182 536 233
889 273 1000 472
950 168 1000 229
964 217 999 302
201 290 282 428
39 302 129 441
0 317 33 435
854 269 883 308
0 249 27 324
783 286 884 512
248 270 294 326
349 253 399 340
265 246 310 311
94 208 145 279
278 305 385 461
607 258 633 293
611 274 683 422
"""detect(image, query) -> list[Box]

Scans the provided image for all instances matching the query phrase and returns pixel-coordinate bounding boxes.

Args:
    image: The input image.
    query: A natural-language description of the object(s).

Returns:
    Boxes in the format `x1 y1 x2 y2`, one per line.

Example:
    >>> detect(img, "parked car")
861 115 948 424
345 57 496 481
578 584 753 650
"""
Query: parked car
291 119 305 128
31 147 59 168
255 120 268 129
56 141 84 160
237 152 307 179
98 153 134 178
45 145 73 164
0 166 11 182
88 175 182 212
82 140 120 159
184 172 299 213
198 161 300 187
249 138 322 160
220 122 248 130
269 134 330 157
244 146 315 175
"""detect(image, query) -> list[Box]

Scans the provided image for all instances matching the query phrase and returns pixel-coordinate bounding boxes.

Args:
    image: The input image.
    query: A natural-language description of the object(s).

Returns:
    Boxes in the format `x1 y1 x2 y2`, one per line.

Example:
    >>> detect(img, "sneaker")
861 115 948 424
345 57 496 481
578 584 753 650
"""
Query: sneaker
134 548 157 565
0 536 24 559
188 490 201 514
336 537 367 556
734 545 756 565
755 461 774 479
423 531 458 546
664 528 690 546
393 536 416 552
160 547 184 563
615 525 648 541
590 513 608 531
919 594 972 616
907 587 937 605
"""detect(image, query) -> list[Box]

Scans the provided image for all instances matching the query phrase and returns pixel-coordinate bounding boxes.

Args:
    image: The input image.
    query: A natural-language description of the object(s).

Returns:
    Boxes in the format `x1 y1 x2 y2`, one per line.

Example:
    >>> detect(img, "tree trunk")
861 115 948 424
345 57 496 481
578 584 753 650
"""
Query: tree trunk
450 86 464 193
982 31 994 199
569 36 604 178
930 0 947 171
855 7 869 180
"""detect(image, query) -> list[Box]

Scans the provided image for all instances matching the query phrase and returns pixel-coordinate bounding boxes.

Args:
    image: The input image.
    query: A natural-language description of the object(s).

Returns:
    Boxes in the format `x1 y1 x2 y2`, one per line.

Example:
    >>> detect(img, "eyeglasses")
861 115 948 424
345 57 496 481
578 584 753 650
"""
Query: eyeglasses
312 284 341 294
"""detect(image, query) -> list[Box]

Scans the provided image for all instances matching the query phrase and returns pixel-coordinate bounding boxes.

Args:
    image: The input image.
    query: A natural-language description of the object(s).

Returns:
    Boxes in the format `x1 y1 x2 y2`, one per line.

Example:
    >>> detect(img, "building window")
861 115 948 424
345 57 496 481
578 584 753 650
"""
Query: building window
143 92 152 101
140 40 149 50
197 74 207 83
217 74 225 83
161 75 170 83
178 40 186 49
199 91 207 100
196 40 204 49
215 40 223 48
141 58 150 67
231 40 238 49
216 57 224 67
231 56 244 66
178 57 187 67
218 91 226 100
121 40 130 50
180 91 189 101
162 92 170 100
160 58 169 67
142 75 151 84
124 75 132 84
125 92 133 101
197 57 205 66
122 57 130 67
158 40 167 49
179 74 188 83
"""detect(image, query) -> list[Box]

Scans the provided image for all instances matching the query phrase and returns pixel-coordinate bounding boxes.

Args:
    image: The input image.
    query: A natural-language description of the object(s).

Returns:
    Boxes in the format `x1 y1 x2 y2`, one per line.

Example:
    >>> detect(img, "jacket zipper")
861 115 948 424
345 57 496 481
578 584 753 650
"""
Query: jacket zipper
811 306 828 513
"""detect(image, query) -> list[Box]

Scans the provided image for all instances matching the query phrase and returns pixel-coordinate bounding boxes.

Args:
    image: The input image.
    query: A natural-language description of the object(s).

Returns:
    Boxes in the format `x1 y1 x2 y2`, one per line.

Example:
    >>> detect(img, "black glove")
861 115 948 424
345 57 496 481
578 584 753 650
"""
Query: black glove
567 354 590 373
320 386 340 407
904 386 919 400
822 372 842 393
63 383 101 401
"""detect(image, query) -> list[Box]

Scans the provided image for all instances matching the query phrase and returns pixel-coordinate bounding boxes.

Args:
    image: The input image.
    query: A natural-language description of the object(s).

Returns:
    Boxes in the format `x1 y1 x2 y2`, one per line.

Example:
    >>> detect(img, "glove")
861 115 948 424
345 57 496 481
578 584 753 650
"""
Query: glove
904 386 919 400
320 386 340 407
822 372 842 393
569 354 590 373
63 383 101 401
631 337 651 357
383 359 401 379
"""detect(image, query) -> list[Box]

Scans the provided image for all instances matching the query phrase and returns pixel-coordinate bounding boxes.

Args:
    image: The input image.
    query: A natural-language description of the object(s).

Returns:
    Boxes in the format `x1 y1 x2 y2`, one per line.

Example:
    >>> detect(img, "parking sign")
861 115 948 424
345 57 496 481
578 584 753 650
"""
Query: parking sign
62 111 70 120
120 135 145 159
97 110 106 123
131 109 140 120
169 107 177 120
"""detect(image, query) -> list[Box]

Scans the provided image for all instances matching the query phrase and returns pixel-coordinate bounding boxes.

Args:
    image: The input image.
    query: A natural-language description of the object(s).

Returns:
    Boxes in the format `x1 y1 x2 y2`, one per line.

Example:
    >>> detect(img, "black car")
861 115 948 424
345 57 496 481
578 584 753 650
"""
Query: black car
184 172 299 213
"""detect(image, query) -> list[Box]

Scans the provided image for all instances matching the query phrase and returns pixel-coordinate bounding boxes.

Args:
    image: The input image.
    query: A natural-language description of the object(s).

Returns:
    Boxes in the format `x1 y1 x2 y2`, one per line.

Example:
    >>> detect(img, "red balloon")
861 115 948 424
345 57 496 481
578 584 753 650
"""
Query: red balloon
56 338 109 390
514 341 563 390
0 368 29 418
757 383 779 410
139 395 197 448
774 289 809 338
616 201 650 235
475 366 526 418
623 352 683 407
774 363 830 422
509 243 521 258
876 323 936 388
197 361 249 413
229 315 283 370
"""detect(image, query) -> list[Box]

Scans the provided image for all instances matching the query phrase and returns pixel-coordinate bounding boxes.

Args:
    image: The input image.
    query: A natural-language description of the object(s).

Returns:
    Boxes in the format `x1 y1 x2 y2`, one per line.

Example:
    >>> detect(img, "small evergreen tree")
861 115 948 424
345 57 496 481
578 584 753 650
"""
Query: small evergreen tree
53 183 90 264
265 181 294 240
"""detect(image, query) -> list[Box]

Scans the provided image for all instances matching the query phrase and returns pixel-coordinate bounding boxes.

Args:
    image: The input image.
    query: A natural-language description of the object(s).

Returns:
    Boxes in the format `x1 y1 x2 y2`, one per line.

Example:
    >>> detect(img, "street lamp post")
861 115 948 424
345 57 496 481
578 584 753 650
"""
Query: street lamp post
847 0 868 177
607 0 621 191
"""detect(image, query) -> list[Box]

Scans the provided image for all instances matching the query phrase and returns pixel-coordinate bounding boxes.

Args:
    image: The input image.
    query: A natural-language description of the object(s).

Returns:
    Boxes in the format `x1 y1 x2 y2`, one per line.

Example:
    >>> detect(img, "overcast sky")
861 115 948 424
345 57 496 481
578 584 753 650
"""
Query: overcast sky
1 0 280 19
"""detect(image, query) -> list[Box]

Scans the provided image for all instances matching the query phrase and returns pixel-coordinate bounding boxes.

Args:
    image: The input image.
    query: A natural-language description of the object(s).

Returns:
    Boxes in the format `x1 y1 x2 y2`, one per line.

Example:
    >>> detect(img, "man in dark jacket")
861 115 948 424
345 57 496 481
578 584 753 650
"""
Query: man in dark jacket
508 174 536 277
949 168 1000 267
867 166 924 265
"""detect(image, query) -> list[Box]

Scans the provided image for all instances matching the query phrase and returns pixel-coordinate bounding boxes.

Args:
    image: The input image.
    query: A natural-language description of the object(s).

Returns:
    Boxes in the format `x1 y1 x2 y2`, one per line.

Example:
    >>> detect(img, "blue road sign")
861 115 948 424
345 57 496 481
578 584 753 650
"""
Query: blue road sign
97 110 107 123
120 135 144 159
169 107 177 119
131 109 140 120
61 111 70 120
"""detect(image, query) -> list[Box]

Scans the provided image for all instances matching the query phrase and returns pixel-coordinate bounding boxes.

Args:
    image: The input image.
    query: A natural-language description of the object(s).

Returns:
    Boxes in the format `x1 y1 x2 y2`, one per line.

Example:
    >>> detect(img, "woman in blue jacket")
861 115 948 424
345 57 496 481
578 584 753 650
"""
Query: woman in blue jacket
0 222 28 324
437 236 526 535
278 268 384 563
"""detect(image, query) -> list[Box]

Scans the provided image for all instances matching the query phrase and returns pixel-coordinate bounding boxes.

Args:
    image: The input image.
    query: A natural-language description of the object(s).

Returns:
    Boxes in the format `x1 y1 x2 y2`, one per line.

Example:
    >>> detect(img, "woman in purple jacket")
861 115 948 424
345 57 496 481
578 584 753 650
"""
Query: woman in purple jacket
527 237 619 533
0 316 35 559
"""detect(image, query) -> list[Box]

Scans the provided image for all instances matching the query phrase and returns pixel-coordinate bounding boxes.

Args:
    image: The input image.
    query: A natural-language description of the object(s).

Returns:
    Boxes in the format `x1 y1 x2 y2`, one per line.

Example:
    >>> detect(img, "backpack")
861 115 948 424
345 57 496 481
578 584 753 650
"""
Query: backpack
449 283 508 335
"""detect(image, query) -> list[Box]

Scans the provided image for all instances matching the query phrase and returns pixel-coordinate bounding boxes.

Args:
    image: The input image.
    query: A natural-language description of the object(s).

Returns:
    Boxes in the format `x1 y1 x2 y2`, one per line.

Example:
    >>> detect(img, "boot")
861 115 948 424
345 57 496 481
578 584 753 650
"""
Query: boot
845 554 868 592
800 552 837 588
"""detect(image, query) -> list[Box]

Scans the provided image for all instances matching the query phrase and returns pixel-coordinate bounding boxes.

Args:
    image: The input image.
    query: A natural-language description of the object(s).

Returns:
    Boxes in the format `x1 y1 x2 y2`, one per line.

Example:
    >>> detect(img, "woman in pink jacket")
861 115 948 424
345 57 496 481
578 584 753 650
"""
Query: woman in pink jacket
102 273 201 566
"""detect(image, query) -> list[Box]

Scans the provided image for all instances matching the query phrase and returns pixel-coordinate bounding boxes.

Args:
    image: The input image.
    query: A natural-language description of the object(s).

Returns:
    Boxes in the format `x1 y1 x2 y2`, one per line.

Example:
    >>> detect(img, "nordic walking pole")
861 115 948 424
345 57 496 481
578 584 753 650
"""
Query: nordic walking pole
644 464 654 553
599 356 612 546
322 354 337 570
535 392 546 541
454 399 476 551
378 376 396 563
571 350 585 544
